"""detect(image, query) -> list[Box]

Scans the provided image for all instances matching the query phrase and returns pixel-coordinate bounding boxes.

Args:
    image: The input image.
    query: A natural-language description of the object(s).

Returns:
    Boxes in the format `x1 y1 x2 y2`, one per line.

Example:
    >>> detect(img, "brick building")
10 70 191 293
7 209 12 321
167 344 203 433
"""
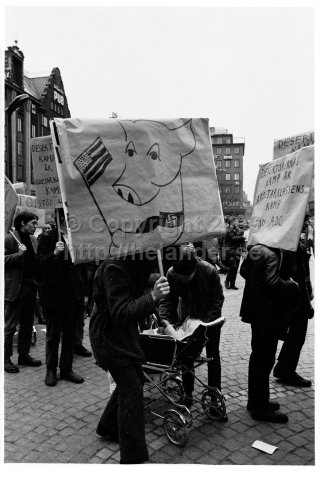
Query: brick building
4 43 71 195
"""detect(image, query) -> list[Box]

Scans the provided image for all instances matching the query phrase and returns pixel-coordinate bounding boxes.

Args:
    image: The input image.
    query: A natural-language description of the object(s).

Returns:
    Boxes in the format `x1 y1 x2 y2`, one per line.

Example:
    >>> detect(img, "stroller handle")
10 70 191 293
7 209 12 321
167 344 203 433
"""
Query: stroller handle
204 316 226 329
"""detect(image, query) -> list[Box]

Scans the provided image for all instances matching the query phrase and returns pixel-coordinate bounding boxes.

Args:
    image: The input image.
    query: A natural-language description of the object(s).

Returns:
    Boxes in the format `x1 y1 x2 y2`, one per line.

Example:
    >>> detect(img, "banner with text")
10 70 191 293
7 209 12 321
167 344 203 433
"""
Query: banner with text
30 135 63 209
248 145 314 251
15 194 47 227
273 130 314 209
51 117 225 263
5 176 18 232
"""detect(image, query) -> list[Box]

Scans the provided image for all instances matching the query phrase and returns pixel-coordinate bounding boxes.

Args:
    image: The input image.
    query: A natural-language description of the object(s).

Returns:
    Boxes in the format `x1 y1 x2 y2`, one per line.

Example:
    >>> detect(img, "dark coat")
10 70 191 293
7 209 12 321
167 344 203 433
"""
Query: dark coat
5 231 37 302
240 244 299 332
36 230 84 308
159 259 224 325
224 226 245 256
89 258 157 371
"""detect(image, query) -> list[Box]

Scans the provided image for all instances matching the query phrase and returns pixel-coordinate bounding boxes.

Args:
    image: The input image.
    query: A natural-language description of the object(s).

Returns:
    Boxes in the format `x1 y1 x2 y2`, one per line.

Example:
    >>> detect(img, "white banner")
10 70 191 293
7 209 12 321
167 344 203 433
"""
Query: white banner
51 117 225 263
248 145 314 251
15 194 47 228
30 135 63 209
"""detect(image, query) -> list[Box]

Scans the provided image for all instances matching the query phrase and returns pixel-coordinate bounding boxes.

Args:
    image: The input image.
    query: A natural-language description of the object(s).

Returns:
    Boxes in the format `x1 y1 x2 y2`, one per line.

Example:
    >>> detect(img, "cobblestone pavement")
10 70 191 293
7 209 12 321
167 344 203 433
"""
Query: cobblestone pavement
4 259 315 465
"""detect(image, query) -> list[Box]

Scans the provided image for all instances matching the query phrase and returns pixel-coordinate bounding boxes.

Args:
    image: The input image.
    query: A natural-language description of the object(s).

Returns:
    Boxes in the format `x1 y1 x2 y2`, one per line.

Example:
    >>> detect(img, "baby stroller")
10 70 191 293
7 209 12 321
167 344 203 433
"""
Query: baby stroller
140 316 227 446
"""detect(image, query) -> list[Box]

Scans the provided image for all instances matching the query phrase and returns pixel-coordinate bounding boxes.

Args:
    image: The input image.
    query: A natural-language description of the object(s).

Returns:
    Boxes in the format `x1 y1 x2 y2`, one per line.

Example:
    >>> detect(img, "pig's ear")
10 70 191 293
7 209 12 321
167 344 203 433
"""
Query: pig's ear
172 119 196 158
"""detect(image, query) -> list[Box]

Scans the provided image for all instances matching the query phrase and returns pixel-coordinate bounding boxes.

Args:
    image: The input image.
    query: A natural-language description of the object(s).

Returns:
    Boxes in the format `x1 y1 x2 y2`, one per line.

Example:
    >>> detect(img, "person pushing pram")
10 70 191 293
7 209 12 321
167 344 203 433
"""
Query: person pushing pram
159 244 225 408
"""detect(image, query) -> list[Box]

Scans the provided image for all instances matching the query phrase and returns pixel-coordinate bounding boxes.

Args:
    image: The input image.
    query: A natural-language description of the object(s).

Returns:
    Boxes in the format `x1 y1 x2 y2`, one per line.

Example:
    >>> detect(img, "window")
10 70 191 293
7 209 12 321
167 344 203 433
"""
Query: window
234 147 240 154
225 186 231 193
225 147 231 155
216 160 222 168
51 102 54 110
216 147 222 154
17 117 23 132
217 138 222 144
226 138 231 144
31 125 36 138
225 173 231 181
17 165 24 181
17 141 23 156
234 159 240 168
43 116 48 127
225 160 231 168
234 173 240 181
234 186 240 193
32 104 36 115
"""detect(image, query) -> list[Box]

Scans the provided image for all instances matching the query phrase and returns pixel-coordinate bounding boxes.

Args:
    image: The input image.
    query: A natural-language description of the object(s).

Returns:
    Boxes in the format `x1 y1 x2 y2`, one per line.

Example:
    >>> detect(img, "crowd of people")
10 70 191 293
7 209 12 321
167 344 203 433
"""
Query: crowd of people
4 210 314 464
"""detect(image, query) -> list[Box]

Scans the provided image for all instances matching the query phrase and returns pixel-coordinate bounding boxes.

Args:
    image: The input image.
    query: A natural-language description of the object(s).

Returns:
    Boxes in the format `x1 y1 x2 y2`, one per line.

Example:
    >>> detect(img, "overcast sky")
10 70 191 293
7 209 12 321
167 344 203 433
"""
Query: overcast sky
4 3 315 202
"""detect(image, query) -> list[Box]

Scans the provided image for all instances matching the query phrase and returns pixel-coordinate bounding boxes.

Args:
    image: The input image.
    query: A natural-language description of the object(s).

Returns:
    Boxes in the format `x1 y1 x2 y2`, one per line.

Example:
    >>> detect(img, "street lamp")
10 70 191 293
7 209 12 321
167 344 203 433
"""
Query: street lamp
6 93 29 181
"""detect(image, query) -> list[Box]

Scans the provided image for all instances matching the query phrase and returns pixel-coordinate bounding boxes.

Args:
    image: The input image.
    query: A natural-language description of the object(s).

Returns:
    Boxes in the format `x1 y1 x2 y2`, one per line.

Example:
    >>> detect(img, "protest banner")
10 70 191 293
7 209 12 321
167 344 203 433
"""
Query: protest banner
51 117 225 263
12 182 25 194
248 144 314 251
30 135 63 209
15 194 46 227
5 176 18 232
273 130 314 159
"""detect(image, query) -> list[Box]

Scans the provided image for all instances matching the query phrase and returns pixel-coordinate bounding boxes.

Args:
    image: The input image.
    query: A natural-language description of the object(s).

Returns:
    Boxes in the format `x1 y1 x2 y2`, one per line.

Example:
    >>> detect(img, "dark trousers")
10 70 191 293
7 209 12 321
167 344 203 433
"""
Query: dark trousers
225 255 240 287
98 363 149 464
276 313 309 374
74 301 85 347
4 279 36 359
248 325 278 408
43 299 78 372
182 326 222 394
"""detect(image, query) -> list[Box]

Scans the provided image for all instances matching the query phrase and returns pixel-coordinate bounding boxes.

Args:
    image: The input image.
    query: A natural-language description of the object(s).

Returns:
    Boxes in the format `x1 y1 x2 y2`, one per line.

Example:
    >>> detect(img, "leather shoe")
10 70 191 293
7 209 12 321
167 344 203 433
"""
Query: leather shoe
74 345 92 357
274 371 312 387
18 354 42 367
229 285 239 290
224 281 230 289
179 395 193 408
60 370 84 383
247 400 280 412
250 407 288 423
4 358 19 373
45 370 57 387
96 423 119 442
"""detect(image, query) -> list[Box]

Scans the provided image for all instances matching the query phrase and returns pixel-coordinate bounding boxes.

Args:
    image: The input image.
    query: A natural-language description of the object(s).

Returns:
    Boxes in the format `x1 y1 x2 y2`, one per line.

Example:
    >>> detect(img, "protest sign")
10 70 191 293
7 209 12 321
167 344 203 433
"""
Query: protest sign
5 176 18 232
273 130 314 159
273 130 314 209
248 145 314 251
12 182 25 194
51 117 225 263
30 135 63 209
15 194 46 227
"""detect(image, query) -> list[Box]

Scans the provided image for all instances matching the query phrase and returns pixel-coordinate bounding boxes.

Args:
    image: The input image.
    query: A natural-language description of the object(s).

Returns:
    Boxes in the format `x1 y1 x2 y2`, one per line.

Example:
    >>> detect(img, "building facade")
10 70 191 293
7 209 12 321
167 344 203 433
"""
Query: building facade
4 43 71 195
210 127 247 219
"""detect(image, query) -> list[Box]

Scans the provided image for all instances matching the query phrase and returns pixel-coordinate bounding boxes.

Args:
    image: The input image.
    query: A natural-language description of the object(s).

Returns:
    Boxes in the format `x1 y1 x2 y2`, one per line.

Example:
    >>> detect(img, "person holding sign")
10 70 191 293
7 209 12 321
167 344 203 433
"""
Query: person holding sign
240 244 299 422
37 212 85 387
159 244 224 407
89 254 169 464
4 212 42 374
273 216 314 387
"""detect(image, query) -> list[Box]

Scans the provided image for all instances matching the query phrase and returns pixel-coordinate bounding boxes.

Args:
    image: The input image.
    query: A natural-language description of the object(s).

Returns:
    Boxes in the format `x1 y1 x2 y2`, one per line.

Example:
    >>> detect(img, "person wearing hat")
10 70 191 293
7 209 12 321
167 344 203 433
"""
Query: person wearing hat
159 244 224 407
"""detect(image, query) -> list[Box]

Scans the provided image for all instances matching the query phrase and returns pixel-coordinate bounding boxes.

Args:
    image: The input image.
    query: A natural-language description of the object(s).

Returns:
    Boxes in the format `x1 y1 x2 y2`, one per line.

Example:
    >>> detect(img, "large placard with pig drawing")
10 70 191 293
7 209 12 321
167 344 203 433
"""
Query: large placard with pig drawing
51 117 225 263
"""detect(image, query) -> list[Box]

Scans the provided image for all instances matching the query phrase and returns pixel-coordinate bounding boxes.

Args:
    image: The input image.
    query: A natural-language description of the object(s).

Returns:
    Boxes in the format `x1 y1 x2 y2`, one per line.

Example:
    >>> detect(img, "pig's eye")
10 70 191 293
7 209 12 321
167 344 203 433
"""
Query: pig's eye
126 141 137 157
147 143 161 162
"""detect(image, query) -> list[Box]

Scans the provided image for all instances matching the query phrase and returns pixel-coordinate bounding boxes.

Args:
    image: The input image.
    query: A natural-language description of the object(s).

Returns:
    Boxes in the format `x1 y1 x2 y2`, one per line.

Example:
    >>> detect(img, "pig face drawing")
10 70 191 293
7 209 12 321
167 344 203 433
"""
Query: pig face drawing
113 119 196 206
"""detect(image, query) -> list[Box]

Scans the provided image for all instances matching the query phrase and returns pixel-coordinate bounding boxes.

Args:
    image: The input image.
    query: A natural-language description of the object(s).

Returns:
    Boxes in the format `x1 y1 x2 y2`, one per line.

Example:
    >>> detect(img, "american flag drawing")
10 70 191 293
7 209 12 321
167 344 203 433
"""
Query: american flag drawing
74 137 112 187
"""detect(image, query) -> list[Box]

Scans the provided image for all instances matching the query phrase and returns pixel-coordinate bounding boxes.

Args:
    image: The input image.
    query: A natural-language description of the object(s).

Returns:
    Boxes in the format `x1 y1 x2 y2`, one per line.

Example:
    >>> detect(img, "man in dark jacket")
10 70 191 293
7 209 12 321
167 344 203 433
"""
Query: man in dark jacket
273 217 314 387
224 218 245 290
4 211 42 373
37 225 85 386
159 244 224 407
240 244 299 422
89 254 169 464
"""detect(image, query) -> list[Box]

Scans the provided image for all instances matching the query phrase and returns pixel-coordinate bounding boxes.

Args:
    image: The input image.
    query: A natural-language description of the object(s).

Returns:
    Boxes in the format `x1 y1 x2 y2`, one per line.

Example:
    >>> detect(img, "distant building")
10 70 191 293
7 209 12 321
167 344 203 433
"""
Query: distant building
4 43 71 195
210 127 246 218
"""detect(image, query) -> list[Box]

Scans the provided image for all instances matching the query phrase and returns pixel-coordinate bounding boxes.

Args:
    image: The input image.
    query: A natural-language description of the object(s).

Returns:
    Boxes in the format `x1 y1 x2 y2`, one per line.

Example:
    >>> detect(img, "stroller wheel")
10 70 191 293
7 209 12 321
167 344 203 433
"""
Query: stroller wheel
201 388 227 420
163 409 188 446
162 376 184 404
